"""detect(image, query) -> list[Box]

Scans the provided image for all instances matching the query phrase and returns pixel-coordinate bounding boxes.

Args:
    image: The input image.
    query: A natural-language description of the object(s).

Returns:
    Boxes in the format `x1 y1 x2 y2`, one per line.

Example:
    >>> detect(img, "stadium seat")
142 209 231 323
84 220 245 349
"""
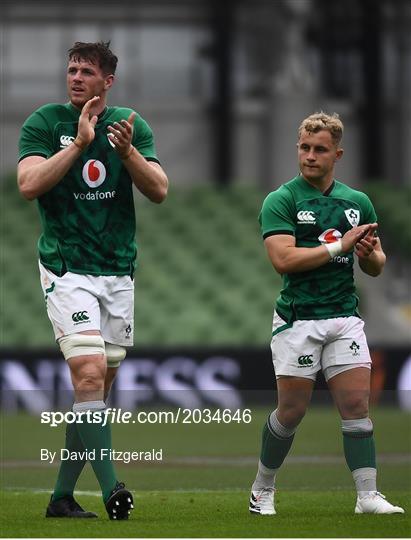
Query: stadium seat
1 176 280 347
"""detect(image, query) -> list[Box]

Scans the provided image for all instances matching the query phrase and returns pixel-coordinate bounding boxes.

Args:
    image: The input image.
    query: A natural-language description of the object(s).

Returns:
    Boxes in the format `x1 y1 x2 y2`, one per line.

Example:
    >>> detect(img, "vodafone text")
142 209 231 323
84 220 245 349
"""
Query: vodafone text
74 190 116 200
331 255 349 264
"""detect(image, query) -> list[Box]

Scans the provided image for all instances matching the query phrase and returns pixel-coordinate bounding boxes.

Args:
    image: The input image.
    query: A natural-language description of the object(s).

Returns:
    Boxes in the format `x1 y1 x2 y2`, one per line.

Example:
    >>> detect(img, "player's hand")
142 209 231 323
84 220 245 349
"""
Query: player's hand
74 96 100 149
107 111 137 160
354 226 378 259
341 223 378 253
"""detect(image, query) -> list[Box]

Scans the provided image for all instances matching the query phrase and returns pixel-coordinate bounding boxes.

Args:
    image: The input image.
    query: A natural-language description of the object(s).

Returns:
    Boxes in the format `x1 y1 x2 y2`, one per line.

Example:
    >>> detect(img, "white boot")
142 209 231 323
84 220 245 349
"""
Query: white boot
249 488 276 515
355 492 404 514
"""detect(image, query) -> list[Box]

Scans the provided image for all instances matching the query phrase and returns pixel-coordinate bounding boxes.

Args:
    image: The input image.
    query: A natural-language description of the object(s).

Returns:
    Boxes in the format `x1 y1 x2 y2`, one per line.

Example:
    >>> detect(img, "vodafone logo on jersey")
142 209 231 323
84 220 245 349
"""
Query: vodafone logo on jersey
318 228 342 244
82 160 106 188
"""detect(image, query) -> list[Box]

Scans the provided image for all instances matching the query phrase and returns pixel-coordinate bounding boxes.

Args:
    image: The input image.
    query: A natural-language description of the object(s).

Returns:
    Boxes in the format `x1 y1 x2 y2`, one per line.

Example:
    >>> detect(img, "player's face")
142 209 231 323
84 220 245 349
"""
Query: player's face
297 130 343 185
67 59 114 109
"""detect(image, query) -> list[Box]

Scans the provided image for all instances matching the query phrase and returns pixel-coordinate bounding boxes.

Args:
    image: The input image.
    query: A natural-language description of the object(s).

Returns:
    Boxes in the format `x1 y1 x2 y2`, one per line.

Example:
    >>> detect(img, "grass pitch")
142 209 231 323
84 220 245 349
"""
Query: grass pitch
1 406 410 537
1 490 409 538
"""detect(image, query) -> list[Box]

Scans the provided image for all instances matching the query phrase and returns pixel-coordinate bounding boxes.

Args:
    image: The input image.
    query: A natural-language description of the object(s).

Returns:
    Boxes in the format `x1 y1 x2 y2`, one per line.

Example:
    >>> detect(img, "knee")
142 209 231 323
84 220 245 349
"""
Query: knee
339 393 369 419
59 333 107 397
73 360 106 395
277 403 308 429
76 371 105 394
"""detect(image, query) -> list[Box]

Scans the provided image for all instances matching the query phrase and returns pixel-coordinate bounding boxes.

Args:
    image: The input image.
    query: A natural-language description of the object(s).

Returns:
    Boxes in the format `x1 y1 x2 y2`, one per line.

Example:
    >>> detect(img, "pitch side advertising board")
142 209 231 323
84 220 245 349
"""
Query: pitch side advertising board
0 347 410 412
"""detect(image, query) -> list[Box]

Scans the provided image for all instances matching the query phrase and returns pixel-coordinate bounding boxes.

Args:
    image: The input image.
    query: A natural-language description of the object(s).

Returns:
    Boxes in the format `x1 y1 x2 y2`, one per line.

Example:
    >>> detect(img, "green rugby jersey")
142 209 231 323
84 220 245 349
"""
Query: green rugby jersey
259 175 377 321
19 103 160 276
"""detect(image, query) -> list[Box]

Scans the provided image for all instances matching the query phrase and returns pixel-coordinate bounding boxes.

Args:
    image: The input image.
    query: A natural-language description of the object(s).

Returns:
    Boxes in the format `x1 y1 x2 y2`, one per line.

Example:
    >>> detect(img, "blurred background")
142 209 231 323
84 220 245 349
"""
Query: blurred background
0 0 410 411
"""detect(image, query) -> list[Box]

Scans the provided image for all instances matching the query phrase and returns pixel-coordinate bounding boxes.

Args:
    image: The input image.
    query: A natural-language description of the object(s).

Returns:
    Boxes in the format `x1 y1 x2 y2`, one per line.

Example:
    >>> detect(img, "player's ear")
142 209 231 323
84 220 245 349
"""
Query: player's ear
335 147 344 161
104 74 115 90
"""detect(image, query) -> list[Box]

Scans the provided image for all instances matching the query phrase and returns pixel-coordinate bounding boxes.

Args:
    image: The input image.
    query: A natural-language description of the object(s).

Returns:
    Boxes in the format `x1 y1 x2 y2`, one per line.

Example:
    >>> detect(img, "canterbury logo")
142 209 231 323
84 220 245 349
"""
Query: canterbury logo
72 311 90 323
60 135 75 148
298 354 313 366
297 210 316 224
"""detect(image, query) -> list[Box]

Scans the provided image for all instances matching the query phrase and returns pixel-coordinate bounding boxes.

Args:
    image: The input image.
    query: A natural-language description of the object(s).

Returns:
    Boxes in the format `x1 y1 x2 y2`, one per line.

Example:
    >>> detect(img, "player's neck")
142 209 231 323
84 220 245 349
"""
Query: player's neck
301 174 334 193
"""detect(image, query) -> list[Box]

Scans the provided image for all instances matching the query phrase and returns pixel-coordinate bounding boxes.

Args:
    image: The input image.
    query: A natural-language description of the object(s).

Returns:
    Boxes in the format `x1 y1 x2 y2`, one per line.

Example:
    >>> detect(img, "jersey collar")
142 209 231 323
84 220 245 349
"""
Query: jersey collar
298 175 336 196
323 180 335 197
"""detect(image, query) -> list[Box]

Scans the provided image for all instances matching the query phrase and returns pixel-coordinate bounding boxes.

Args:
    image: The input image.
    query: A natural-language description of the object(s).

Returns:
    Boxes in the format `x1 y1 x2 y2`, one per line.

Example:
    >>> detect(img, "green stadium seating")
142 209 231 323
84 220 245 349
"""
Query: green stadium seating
363 183 411 257
0 176 280 347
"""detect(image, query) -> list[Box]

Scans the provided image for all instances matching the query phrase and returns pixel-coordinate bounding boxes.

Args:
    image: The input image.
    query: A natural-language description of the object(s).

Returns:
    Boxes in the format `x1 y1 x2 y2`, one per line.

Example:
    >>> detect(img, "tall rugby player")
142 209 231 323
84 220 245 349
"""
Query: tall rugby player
18 41 168 520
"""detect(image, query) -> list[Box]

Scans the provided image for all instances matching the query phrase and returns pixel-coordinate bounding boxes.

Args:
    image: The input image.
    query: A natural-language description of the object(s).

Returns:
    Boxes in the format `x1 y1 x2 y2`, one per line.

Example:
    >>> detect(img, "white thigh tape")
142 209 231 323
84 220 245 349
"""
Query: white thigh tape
59 333 105 360
105 343 127 368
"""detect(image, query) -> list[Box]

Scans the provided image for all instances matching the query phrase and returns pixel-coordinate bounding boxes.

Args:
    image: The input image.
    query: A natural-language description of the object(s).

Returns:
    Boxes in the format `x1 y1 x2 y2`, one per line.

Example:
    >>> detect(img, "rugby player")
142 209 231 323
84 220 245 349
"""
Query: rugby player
18 41 168 519
249 112 404 515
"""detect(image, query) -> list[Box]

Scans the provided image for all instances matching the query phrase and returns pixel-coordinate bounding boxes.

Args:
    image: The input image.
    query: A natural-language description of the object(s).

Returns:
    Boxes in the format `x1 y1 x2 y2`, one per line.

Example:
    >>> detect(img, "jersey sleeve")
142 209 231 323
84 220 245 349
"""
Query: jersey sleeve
18 108 55 161
358 192 378 224
133 115 159 163
259 187 296 239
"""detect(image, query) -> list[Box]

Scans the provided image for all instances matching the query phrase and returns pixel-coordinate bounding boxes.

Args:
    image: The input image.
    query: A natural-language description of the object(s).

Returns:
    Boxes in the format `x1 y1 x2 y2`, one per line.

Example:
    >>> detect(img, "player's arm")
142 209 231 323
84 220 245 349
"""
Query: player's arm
265 224 378 274
18 145 82 200
355 231 386 277
107 112 168 203
18 96 100 201
122 151 168 204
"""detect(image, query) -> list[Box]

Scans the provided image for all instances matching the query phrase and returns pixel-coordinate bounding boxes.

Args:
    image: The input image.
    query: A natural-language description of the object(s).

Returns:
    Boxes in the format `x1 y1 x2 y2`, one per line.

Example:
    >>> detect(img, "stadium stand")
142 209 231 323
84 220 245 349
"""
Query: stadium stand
0 175 280 347
2 175 408 348
363 183 411 257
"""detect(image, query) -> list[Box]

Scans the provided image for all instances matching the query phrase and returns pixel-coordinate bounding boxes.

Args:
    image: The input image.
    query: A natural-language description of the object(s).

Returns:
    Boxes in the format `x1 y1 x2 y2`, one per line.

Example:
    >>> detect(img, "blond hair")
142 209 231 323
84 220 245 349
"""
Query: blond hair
298 112 344 146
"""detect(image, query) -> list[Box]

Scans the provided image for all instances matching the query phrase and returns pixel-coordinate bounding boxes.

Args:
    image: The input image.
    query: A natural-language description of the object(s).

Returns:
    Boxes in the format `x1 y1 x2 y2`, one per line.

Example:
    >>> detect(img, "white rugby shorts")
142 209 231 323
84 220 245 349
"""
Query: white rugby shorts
39 261 134 346
270 311 371 381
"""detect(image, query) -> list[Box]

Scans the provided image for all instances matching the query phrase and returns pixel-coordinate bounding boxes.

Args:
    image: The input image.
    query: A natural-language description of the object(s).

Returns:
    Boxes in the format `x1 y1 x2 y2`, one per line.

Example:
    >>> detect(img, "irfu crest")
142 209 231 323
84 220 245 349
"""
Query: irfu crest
344 209 360 227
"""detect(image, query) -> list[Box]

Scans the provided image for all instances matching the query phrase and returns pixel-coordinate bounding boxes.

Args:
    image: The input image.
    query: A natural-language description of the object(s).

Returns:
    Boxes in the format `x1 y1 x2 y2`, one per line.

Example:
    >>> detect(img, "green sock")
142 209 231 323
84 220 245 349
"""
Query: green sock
52 422 87 501
73 401 117 502
260 416 295 469
343 431 376 471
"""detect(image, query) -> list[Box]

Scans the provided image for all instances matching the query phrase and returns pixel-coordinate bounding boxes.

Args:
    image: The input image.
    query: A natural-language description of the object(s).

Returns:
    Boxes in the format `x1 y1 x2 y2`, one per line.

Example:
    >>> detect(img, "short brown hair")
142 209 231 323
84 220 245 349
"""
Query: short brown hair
68 41 118 75
298 112 344 146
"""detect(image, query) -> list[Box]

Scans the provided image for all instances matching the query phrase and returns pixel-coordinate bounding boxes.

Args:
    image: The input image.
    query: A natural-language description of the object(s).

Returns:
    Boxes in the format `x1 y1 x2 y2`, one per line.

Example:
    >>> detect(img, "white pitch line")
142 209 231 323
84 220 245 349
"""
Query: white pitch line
3 487 245 495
